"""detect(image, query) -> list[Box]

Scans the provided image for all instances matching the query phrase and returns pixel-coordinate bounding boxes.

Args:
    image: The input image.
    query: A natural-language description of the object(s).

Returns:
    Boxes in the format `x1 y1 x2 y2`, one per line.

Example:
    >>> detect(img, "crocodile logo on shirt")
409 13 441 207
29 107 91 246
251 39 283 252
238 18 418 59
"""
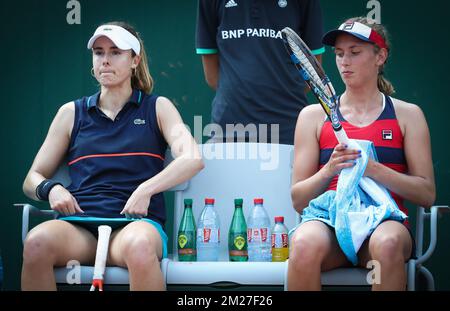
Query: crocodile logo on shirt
134 118 146 125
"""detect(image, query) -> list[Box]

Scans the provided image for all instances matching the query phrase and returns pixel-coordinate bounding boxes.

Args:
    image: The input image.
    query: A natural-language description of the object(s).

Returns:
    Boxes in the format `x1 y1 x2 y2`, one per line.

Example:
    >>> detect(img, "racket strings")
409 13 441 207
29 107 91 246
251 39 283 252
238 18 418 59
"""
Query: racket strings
282 27 342 131
287 37 327 92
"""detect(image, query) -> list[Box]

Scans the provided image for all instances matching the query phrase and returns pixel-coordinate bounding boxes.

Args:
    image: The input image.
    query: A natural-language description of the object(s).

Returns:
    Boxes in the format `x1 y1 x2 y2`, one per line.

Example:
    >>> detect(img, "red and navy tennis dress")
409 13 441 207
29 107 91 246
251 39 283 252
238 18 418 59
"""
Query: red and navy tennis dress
319 94 408 216
65 89 168 227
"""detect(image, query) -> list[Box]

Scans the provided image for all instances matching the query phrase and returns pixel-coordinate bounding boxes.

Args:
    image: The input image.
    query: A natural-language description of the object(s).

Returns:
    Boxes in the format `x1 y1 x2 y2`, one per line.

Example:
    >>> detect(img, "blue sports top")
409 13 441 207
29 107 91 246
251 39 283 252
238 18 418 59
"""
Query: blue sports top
196 0 324 144
64 89 168 227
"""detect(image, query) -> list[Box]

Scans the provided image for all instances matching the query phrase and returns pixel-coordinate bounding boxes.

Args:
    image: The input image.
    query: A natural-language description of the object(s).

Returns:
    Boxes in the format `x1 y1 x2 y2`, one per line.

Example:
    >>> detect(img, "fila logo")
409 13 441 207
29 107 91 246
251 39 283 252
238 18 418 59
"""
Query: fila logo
382 129 393 140
342 22 355 31
225 0 238 8
134 118 146 125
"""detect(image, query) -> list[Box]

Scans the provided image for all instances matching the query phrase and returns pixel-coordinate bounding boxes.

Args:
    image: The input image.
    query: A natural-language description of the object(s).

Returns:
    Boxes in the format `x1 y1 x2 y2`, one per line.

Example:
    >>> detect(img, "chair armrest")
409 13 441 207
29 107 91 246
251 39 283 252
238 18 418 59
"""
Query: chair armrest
14 203 57 245
416 205 449 265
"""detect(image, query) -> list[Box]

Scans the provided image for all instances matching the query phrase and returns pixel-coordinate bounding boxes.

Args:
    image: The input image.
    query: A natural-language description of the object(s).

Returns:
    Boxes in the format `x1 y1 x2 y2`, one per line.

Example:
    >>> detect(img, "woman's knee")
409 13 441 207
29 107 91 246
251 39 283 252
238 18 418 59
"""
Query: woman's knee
122 235 160 269
370 233 407 262
23 229 56 265
289 230 327 265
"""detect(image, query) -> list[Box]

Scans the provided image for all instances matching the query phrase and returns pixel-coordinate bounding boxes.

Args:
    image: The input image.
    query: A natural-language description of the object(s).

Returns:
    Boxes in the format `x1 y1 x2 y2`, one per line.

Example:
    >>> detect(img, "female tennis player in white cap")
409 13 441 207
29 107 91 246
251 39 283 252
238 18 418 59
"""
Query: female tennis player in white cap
22 21 204 291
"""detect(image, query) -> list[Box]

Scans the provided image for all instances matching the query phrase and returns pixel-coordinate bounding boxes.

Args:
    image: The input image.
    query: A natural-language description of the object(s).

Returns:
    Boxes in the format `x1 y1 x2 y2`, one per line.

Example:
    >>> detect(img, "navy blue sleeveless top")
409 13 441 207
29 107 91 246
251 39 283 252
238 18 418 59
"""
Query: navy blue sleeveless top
65 89 168 227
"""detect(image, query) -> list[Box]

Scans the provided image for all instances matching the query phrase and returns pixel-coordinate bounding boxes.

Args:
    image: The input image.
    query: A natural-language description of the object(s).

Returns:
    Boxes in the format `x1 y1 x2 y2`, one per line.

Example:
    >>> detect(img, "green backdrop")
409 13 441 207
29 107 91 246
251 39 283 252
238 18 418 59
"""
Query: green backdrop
1 0 449 290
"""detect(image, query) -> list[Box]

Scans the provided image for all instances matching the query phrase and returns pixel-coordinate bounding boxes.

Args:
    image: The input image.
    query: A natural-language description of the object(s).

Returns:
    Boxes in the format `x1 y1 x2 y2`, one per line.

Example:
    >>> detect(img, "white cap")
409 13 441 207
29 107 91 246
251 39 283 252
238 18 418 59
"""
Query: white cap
87 25 141 55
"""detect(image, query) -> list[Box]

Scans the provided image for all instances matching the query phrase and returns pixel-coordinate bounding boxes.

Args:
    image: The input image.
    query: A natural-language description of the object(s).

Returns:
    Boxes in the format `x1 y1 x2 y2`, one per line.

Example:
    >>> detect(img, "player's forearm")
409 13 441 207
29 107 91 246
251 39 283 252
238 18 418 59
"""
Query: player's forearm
23 171 46 201
366 161 436 208
291 168 334 214
138 155 204 196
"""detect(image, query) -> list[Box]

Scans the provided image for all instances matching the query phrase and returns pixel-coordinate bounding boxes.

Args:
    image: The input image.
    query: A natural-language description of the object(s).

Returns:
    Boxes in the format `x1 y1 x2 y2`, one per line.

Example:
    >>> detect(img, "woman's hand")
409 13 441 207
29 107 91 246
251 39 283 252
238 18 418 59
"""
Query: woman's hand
323 143 361 178
48 185 84 216
121 186 151 219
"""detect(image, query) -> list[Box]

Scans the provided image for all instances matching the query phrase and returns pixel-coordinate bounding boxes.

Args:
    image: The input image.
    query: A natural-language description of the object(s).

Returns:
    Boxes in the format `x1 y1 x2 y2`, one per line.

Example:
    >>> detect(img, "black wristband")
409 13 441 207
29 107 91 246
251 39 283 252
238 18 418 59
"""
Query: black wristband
36 179 63 201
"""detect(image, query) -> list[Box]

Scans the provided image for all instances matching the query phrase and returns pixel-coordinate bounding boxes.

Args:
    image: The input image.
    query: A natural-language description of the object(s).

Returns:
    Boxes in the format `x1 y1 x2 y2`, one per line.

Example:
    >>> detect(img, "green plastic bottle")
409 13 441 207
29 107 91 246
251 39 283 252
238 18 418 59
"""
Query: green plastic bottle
177 198 197 261
228 198 248 261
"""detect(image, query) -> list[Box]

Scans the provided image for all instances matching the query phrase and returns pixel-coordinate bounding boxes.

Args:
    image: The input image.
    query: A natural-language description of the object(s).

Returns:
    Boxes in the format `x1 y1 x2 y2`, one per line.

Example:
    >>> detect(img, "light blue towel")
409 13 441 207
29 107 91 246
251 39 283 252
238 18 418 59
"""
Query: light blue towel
290 139 407 265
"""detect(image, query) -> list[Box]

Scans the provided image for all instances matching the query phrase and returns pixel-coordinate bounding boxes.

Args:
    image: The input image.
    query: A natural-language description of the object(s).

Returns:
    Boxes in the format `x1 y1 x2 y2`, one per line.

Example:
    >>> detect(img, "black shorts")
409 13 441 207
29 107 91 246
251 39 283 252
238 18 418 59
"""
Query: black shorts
67 220 128 238
317 219 417 261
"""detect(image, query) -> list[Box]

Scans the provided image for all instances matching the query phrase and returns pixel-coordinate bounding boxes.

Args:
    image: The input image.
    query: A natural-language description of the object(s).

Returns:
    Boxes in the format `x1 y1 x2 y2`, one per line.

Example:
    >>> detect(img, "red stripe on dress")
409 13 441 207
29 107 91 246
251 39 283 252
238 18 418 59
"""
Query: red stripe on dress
319 120 404 149
68 152 165 166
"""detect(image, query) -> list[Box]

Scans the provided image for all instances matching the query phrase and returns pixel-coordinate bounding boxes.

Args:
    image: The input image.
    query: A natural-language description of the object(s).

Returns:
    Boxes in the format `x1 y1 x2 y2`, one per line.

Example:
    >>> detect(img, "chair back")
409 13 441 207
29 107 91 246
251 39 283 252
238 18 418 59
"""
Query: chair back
171 143 297 260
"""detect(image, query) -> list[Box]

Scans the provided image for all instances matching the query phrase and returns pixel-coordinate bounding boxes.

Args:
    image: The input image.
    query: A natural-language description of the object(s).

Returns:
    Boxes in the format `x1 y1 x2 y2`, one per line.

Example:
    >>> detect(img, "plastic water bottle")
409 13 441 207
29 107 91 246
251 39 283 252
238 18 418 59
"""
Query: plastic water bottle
247 198 272 262
197 198 220 261
271 216 289 262
177 198 197 261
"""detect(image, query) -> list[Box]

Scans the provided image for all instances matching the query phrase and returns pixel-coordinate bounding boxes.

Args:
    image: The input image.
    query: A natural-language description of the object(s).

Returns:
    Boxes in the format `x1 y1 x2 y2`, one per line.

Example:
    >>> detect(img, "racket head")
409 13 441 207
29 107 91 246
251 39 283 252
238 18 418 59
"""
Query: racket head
281 27 341 131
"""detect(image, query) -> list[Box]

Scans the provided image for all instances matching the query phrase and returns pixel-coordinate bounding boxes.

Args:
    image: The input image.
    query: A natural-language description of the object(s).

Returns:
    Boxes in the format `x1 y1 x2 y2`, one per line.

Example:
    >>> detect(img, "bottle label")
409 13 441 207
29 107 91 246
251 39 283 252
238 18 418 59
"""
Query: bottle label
229 250 248 257
271 233 288 248
271 232 289 262
198 228 220 243
178 248 196 255
178 234 188 248
233 235 246 250
178 231 196 249
247 228 269 243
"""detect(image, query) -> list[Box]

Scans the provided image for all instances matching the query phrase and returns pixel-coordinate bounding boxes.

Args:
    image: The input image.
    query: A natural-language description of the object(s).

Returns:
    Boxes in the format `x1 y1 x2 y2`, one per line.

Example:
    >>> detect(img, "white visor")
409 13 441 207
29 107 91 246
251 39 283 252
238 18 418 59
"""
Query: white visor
87 25 141 55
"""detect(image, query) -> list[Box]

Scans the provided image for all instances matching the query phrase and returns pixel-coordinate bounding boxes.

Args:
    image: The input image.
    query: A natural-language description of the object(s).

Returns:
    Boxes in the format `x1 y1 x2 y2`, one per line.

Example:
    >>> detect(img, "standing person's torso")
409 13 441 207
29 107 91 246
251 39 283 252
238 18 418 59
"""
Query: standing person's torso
318 94 408 215
198 0 324 144
65 90 168 226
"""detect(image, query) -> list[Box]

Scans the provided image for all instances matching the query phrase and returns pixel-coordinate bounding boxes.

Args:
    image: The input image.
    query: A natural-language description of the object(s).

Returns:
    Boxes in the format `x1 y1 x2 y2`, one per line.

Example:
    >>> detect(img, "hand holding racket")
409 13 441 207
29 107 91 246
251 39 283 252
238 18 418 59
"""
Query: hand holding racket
281 27 349 145
90 225 112 291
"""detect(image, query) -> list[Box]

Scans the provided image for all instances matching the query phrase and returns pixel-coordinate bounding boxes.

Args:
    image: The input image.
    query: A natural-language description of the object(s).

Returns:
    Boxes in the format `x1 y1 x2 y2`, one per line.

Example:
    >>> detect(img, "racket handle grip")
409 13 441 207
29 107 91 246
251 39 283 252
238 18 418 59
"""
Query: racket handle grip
93 225 112 279
334 128 350 145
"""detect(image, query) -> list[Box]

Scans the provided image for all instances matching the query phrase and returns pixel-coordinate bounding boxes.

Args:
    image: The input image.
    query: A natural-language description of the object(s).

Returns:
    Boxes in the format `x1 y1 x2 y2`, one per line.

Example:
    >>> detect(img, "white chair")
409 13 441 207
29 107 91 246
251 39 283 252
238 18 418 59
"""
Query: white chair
16 143 448 290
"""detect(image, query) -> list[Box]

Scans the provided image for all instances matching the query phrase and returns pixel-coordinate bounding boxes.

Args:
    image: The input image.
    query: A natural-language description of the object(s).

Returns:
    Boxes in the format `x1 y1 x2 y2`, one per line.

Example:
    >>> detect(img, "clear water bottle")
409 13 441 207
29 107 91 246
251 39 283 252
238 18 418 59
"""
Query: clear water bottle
197 198 220 261
271 216 289 262
247 198 272 262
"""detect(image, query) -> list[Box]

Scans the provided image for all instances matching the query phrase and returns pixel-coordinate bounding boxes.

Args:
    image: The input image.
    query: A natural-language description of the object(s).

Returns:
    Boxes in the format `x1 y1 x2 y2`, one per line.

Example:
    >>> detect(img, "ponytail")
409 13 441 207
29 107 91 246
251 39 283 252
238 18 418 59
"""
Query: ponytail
377 74 395 96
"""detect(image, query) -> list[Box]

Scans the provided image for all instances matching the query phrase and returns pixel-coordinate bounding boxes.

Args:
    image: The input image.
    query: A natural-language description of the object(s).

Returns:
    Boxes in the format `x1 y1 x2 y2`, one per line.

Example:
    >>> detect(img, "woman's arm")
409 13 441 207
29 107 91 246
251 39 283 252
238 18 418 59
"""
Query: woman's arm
23 102 74 199
365 100 436 208
291 105 359 213
144 96 204 194
22 102 83 215
121 97 204 218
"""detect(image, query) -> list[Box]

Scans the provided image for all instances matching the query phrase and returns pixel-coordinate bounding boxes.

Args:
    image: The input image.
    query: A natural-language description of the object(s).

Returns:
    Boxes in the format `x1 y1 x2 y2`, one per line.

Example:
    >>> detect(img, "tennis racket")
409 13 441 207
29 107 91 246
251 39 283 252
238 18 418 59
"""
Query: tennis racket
281 27 349 145
90 225 112 291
